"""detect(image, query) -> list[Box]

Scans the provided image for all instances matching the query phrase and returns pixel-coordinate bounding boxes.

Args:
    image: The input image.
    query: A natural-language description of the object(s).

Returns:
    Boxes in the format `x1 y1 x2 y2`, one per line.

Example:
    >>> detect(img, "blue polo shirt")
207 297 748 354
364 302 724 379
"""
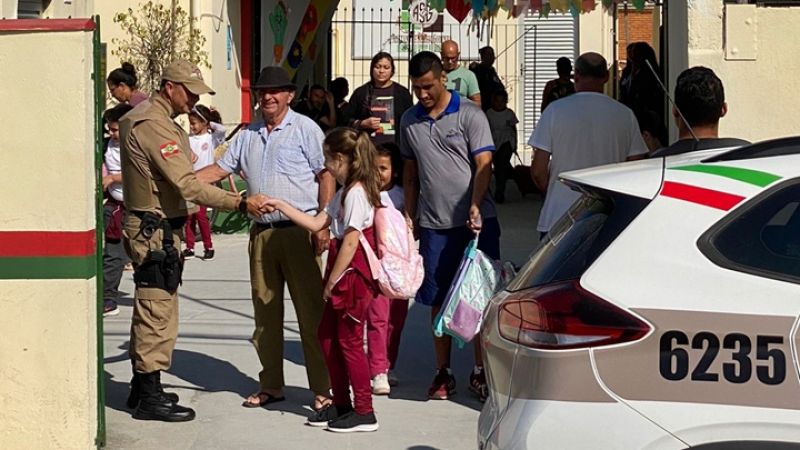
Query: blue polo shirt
218 109 325 224
399 91 496 229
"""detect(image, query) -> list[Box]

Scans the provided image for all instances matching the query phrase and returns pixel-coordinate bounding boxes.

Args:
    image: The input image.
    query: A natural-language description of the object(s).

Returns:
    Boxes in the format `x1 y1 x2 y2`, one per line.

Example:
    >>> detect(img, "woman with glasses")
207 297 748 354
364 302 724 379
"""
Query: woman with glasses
107 62 148 106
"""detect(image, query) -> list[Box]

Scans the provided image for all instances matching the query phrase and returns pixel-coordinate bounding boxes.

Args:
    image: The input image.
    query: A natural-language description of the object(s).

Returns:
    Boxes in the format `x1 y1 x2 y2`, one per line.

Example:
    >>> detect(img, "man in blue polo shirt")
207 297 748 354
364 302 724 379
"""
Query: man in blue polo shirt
400 51 500 402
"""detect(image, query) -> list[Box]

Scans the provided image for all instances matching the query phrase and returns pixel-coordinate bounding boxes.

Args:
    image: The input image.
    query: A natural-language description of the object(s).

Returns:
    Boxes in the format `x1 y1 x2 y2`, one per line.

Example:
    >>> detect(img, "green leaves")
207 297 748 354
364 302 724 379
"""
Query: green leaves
111 1 211 95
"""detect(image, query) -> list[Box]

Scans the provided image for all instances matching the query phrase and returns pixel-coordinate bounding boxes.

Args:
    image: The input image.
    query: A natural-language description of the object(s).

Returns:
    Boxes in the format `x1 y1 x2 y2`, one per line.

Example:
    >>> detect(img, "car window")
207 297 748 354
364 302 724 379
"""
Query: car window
507 188 648 292
702 181 800 284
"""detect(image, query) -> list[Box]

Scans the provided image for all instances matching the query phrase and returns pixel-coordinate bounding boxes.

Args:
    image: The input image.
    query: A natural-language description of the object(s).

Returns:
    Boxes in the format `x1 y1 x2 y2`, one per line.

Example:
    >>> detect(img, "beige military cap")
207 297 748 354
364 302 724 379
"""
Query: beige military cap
161 59 215 96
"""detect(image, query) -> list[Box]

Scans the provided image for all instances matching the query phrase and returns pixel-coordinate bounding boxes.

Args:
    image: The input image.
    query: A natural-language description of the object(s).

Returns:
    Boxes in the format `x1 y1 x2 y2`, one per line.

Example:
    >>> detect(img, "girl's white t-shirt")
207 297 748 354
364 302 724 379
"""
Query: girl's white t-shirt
189 133 216 171
326 184 375 240
104 139 124 202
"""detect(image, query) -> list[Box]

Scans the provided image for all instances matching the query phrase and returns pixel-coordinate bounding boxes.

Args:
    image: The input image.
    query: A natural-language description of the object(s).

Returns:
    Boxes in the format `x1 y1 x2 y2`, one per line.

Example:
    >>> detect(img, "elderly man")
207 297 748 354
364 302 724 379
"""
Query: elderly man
530 52 648 238
120 59 243 422
197 66 334 411
440 40 480 103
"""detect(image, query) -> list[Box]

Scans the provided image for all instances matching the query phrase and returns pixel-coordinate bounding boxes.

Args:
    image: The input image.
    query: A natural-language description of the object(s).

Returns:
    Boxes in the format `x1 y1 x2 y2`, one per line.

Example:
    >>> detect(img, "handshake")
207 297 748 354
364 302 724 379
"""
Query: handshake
242 193 281 216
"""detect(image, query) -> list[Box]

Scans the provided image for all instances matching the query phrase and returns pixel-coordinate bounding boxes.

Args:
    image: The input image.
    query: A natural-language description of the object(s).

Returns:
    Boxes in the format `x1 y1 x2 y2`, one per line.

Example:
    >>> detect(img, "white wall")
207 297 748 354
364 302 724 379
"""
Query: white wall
0 25 98 450
686 2 800 142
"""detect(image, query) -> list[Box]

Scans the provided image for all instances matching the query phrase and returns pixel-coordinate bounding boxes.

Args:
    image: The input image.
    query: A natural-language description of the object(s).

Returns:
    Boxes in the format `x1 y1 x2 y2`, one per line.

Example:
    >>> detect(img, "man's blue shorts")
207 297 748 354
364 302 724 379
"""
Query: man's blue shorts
416 217 501 308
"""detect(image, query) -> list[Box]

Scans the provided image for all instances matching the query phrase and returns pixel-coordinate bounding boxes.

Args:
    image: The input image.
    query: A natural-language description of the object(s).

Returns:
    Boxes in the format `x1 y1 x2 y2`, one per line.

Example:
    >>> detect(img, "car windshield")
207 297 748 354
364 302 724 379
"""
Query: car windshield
507 188 648 292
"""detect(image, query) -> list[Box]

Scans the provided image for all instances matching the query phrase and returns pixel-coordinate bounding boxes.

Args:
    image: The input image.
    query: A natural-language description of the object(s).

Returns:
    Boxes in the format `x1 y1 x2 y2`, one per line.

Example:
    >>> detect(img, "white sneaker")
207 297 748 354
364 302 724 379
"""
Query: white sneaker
372 373 390 395
387 370 398 387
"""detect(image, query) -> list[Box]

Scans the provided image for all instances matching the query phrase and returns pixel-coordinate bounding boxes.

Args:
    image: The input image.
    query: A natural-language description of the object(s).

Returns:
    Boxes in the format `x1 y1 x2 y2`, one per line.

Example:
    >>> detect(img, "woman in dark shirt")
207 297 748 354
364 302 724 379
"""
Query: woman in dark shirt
348 52 413 148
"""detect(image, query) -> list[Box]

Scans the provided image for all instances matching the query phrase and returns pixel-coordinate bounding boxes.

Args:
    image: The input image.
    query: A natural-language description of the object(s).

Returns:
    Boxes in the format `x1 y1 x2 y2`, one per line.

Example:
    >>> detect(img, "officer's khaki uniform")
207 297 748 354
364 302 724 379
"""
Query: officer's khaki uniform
120 95 239 373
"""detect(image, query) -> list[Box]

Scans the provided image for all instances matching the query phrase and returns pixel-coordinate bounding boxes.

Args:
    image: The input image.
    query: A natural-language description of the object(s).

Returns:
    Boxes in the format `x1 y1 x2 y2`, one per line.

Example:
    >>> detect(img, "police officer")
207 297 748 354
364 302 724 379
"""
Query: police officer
119 59 246 422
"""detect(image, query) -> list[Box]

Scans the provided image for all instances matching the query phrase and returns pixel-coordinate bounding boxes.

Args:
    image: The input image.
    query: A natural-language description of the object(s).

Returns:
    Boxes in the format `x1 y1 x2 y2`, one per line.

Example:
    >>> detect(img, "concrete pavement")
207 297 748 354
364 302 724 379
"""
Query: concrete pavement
103 190 542 450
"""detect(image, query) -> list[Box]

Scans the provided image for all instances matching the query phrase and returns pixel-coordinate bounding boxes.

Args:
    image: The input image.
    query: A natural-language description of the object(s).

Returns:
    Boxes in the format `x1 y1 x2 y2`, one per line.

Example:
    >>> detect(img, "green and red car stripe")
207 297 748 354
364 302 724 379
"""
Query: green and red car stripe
661 165 782 211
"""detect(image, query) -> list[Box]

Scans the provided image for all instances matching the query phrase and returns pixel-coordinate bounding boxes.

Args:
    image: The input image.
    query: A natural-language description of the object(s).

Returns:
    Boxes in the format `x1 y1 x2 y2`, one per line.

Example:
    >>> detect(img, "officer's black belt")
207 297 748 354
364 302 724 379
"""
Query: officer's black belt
253 220 296 231
130 210 187 230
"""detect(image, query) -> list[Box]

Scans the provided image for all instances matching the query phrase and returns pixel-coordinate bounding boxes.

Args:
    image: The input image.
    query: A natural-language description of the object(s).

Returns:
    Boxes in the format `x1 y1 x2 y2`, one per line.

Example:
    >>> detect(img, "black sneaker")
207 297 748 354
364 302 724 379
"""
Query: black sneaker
202 249 215 261
326 411 379 433
182 249 195 260
306 404 352 427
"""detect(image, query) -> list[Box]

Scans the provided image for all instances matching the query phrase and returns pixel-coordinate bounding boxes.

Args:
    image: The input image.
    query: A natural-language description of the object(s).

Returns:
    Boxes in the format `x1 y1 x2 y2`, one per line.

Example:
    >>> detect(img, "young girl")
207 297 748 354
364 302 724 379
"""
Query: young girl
266 128 382 433
184 105 224 260
367 145 407 394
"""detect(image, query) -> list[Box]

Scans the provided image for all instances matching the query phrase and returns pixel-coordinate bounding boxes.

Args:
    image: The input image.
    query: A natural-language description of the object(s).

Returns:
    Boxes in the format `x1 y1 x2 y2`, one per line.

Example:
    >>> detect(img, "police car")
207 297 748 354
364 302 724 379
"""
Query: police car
478 137 800 449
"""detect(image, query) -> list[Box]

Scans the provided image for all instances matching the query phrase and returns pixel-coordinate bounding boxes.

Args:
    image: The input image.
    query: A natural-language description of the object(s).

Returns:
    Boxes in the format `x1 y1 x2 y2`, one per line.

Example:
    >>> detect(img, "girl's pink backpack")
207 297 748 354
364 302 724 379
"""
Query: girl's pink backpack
359 202 424 299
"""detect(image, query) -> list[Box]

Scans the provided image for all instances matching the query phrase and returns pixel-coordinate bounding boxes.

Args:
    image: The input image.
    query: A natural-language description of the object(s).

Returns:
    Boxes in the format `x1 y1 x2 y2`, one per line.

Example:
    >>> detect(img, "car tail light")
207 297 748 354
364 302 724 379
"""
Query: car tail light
497 280 650 350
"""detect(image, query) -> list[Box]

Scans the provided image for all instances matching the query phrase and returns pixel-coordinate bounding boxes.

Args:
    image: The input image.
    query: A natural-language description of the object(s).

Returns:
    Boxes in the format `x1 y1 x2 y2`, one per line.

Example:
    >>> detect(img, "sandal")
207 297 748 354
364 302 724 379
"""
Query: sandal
312 395 333 412
469 367 489 402
242 391 286 408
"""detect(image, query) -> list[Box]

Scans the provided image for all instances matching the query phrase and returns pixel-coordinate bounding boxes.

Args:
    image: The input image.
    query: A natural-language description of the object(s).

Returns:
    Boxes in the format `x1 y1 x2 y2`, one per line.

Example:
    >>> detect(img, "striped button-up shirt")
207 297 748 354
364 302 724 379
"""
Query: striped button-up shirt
218 109 325 223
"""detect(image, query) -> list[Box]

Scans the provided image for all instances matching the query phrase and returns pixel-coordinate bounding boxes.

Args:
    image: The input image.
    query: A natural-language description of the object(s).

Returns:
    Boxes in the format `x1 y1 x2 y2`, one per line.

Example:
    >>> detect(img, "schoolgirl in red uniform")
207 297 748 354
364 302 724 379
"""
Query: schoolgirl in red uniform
266 127 383 433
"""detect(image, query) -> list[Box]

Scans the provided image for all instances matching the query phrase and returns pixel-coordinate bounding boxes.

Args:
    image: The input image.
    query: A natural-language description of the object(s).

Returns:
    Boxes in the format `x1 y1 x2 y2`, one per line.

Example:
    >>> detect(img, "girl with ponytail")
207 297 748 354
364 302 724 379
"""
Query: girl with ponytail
265 127 382 433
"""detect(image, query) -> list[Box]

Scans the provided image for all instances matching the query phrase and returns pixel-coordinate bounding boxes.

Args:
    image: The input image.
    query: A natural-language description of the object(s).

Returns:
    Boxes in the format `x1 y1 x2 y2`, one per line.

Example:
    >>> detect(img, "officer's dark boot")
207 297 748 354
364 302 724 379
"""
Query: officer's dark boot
127 372 179 409
155 371 180 403
126 373 142 409
132 371 195 422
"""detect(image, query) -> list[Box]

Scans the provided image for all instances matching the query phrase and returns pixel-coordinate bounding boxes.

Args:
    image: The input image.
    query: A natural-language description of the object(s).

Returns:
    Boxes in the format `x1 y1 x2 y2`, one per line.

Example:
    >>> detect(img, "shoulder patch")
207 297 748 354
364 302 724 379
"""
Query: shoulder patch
160 141 181 159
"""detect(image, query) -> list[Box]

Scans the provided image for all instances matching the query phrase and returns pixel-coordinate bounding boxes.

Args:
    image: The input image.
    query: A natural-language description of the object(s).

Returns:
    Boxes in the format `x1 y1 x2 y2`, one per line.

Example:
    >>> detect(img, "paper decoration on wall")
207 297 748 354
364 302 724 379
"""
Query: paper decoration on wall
447 0 472 23
287 40 303 68
282 0 336 78
298 3 319 40
433 0 648 19
269 1 288 63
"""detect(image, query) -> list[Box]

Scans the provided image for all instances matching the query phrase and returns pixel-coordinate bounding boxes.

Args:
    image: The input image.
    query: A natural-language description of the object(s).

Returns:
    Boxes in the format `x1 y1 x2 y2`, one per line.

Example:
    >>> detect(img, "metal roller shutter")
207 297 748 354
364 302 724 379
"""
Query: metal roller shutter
17 0 43 18
520 12 576 159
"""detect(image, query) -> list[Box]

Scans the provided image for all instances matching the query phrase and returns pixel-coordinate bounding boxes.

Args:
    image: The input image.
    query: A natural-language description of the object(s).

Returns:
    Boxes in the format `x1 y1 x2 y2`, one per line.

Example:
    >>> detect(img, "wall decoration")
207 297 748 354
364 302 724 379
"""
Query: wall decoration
269 1 288 63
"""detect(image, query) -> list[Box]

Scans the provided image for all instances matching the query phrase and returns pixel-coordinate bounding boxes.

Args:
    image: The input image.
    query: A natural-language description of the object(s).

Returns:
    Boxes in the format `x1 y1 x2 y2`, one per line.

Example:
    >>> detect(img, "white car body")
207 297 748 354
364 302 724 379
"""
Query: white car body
478 139 800 449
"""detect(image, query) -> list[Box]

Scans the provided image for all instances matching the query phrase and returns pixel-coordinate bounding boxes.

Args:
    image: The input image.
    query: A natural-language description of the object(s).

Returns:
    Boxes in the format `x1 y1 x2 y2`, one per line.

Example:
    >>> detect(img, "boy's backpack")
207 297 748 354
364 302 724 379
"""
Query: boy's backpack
433 236 503 345
359 201 424 299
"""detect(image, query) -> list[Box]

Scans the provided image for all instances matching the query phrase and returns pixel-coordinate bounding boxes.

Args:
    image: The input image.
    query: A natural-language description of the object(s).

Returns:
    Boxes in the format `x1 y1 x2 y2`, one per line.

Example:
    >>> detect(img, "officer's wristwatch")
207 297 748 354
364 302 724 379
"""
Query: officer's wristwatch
238 195 248 214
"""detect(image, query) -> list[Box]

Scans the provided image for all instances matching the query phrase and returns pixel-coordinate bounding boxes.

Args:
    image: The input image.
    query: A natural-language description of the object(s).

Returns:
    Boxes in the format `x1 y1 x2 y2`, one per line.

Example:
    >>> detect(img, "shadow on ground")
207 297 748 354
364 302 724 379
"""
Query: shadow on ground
105 338 321 419
386 302 485 412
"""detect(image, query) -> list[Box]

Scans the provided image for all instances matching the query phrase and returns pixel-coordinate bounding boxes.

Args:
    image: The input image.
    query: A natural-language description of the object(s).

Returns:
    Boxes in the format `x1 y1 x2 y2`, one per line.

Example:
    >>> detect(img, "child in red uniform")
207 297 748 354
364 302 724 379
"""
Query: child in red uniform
368 145 409 394
266 128 382 433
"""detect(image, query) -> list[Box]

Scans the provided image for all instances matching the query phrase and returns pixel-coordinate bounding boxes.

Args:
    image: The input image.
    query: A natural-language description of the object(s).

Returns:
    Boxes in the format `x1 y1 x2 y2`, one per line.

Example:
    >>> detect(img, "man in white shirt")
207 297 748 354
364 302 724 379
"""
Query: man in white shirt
529 52 648 236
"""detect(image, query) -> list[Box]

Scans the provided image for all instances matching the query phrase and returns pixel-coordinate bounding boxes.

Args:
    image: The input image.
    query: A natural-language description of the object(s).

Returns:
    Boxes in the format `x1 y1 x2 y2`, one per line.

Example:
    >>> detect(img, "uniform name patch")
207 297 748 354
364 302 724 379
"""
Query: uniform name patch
160 141 181 159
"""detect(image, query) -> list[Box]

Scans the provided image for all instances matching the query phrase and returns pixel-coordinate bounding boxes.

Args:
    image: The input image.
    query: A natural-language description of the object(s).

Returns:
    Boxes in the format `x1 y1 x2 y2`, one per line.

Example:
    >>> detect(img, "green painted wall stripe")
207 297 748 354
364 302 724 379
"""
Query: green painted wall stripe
0 256 96 280
671 164 782 187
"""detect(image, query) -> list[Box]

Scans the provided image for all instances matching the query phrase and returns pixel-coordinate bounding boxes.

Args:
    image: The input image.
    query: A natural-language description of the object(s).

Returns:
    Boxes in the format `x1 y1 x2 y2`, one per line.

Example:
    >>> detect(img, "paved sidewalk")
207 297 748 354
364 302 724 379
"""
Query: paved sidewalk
103 192 541 450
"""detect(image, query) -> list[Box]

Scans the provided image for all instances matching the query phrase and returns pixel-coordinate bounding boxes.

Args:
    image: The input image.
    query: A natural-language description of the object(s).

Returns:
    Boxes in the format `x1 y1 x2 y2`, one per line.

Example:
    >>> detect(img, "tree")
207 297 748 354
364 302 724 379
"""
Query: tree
111 1 210 95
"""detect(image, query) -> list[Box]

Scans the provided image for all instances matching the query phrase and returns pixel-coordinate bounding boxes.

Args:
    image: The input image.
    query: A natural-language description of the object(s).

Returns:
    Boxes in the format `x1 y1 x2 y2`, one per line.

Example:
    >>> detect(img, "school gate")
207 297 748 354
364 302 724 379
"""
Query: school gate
329 5 577 160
